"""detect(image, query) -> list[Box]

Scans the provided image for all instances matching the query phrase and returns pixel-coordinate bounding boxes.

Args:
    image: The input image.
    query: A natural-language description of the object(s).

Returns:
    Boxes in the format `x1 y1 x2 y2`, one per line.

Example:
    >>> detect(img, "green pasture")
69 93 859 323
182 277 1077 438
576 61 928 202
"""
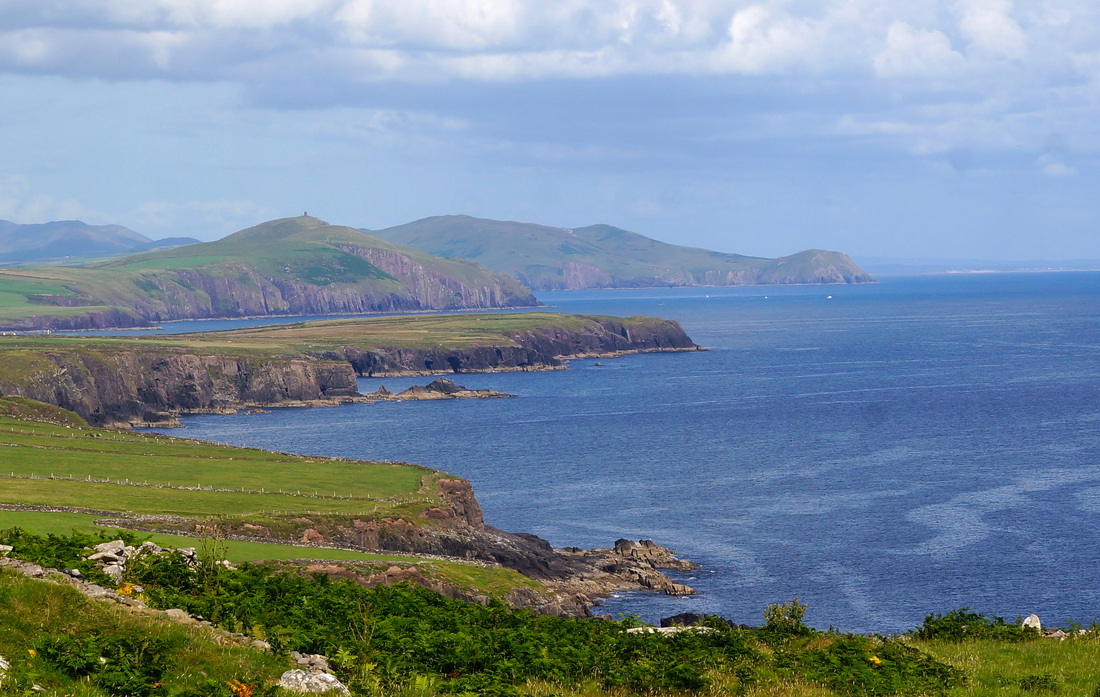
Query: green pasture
0 511 416 564
911 637 1100 697
0 311 618 356
0 415 429 503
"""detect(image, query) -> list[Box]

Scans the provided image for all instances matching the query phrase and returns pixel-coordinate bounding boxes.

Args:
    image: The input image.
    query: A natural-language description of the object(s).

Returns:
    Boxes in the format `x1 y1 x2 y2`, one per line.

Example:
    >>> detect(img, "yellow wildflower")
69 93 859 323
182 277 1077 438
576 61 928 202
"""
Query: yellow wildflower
27 649 36 657
868 655 882 666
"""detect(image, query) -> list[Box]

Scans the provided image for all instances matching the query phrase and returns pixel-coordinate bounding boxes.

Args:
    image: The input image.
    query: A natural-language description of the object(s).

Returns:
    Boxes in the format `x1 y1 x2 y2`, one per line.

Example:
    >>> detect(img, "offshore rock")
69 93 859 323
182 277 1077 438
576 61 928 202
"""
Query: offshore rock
363 377 514 401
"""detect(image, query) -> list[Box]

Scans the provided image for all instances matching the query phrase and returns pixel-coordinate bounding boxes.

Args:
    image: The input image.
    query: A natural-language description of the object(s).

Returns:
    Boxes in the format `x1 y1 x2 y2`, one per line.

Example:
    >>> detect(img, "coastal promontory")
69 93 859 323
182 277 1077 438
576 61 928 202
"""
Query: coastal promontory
0 312 701 427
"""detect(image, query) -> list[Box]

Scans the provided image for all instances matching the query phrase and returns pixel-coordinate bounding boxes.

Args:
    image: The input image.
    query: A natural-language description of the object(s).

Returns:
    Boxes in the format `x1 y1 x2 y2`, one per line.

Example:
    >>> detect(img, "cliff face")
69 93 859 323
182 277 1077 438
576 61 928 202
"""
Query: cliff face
0 350 359 427
335 316 698 376
0 317 699 426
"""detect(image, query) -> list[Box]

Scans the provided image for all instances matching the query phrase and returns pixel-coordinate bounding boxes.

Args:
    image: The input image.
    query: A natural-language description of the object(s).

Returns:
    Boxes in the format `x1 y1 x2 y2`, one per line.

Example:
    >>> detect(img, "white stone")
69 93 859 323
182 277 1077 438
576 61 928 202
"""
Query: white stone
88 551 124 563
102 565 123 583
93 540 126 556
626 625 714 635
0 653 9 671
0 544 13 557
278 669 350 695
1022 614 1042 631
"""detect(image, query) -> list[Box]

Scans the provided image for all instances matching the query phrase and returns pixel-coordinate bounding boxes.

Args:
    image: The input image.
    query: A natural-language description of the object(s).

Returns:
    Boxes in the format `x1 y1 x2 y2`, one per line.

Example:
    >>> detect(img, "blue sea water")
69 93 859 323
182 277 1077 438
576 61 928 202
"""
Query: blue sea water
151 272 1100 634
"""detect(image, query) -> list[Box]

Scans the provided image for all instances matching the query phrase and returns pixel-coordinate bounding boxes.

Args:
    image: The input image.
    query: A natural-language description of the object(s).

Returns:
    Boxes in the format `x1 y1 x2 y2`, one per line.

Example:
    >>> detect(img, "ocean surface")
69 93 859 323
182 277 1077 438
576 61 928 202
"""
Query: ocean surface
147 272 1100 634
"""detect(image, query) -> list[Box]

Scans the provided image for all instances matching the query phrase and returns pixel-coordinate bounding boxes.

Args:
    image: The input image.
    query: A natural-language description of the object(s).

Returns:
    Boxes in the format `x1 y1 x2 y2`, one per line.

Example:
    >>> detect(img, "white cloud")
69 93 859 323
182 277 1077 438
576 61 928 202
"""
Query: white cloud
715 5 823 74
954 0 1029 59
0 0 1087 85
874 22 965 77
1041 161 1075 175
0 174 96 223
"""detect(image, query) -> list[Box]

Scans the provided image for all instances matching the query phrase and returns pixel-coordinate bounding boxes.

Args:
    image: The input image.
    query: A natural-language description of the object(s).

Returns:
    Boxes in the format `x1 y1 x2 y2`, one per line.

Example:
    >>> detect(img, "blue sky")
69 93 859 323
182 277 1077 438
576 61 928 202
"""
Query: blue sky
0 0 1097 261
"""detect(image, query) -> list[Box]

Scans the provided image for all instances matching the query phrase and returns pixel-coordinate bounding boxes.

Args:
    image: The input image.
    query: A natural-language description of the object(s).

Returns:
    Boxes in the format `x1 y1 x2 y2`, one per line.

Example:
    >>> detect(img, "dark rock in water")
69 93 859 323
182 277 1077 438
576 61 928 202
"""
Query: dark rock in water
425 377 461 394
365 377 515 401
660 612 733 628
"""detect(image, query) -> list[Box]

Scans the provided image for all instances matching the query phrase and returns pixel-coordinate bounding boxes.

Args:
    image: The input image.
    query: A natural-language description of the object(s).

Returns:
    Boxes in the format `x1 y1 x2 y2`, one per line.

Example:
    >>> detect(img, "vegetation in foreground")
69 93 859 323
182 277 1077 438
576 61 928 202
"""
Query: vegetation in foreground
7 530 1099 697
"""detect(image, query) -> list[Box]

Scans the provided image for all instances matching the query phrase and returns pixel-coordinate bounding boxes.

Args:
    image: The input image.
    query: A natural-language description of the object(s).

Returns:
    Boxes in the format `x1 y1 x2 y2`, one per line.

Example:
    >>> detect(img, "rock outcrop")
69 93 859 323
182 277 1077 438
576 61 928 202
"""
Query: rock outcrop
278 670 350 695
363 377 514 401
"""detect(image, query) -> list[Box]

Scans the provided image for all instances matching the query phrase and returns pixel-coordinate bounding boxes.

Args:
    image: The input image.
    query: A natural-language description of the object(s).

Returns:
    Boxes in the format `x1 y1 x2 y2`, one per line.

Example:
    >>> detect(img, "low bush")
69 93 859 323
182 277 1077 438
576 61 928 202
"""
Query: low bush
913 609 1040 642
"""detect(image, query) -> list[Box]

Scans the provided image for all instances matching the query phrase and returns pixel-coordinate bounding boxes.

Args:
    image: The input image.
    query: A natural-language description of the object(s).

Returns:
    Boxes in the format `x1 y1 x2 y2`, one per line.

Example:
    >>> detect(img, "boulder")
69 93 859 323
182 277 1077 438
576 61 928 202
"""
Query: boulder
93 540 126 556
1022 614 1042 631
88 551 124 563
0 544 12 558
278 669 350 695
102 565 123 583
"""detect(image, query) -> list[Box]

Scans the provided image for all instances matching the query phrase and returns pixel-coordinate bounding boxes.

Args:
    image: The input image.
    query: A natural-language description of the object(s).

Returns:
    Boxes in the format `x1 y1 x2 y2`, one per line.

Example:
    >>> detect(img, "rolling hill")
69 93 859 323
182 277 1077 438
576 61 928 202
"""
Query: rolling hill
0 216 536 330
368 215 874 290
0 219 198 264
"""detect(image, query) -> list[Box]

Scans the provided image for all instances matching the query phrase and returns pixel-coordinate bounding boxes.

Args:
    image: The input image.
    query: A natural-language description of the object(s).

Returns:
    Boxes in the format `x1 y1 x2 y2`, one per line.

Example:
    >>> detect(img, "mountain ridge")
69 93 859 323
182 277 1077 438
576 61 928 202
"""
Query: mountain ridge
0 216 537 330
0 219 198 264
368 214 874 290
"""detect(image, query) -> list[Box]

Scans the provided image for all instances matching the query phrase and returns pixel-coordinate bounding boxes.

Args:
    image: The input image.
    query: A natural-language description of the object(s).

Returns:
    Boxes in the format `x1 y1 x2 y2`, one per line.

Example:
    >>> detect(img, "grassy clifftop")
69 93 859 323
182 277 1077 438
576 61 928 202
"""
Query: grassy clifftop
0 396 542 599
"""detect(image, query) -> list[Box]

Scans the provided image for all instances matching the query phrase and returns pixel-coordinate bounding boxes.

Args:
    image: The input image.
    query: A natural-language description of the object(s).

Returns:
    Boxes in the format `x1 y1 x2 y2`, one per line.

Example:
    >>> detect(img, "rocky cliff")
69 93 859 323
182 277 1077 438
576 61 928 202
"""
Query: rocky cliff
0 350 359 427
0 316 700 426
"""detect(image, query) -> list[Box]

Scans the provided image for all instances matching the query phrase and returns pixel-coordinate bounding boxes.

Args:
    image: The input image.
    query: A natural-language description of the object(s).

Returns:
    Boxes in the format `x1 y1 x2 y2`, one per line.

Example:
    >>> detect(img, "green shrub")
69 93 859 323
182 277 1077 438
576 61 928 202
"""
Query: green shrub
914 609 1040 642
1019 673 1061 693
793 635 964 696
763 599 813 636
33 630 179 696
0 526 142 585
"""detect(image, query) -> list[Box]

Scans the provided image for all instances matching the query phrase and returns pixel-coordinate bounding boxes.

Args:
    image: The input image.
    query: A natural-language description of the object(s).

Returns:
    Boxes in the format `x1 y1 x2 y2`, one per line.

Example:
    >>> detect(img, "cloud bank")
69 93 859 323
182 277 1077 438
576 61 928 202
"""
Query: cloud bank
0 0 1090 87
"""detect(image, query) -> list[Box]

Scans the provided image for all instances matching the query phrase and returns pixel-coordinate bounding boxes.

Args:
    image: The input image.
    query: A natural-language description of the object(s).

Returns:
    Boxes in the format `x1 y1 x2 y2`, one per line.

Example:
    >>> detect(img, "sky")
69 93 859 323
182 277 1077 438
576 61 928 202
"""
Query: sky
1 0 1098 261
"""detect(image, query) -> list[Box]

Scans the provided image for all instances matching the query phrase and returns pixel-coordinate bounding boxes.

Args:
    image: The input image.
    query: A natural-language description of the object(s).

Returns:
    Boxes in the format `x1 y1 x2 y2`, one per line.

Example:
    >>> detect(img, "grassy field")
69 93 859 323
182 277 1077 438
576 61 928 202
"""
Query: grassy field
0 511 417 563
0 415 433 517
913 636 1100 696
0 311 617 356
0 400 544 598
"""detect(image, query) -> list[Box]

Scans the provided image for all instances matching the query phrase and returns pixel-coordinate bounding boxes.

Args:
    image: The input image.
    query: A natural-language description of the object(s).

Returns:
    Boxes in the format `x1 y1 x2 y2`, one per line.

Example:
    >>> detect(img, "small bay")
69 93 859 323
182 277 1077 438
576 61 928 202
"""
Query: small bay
150 272 1100 633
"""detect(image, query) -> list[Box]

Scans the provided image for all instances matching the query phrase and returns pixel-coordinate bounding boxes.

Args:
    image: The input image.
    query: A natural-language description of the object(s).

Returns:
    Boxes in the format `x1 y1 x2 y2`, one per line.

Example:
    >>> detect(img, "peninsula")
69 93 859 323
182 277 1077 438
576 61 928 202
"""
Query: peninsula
0 312 700 427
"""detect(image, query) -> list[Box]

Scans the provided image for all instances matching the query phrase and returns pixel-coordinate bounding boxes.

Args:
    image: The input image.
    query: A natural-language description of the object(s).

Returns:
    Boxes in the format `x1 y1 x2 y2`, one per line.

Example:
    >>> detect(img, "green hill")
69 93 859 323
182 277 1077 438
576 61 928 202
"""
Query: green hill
0 216 536 330
369 215 874 290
